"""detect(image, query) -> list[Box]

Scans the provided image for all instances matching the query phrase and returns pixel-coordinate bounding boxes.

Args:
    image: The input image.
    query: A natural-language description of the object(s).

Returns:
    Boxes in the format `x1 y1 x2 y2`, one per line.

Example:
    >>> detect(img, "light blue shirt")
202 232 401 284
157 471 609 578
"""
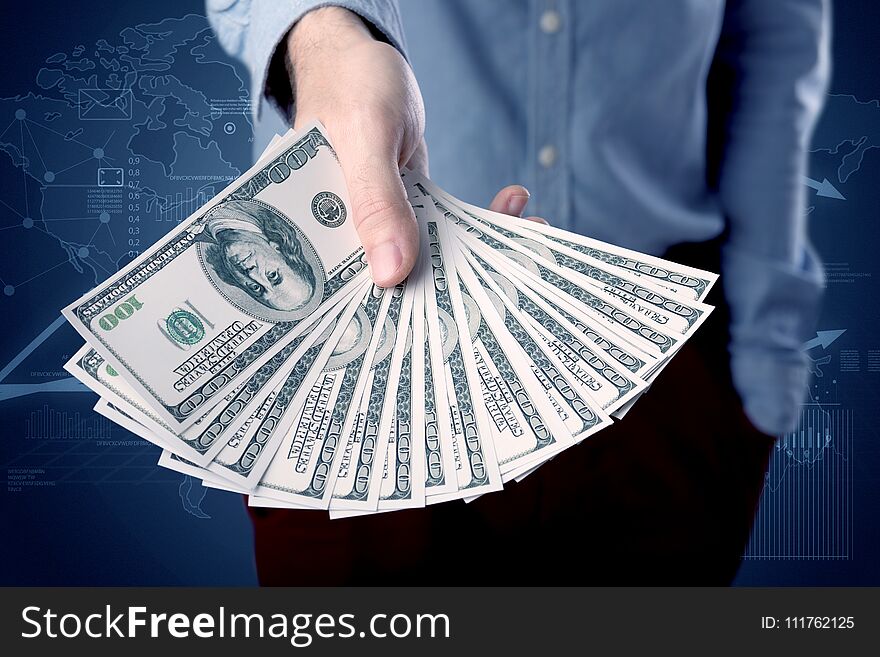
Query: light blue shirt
207 0 829 436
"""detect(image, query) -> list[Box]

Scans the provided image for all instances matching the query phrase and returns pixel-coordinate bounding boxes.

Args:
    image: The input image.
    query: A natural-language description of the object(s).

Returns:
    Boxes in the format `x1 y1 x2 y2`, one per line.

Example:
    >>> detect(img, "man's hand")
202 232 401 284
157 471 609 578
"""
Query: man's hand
288 8 544 286
488 186 547 224
288 7 425 287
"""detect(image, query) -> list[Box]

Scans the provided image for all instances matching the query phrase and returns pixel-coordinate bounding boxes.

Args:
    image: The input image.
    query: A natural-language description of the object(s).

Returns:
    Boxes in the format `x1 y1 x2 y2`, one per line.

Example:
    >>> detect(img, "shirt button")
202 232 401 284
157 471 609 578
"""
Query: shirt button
539 10 562 34
538 144 557 168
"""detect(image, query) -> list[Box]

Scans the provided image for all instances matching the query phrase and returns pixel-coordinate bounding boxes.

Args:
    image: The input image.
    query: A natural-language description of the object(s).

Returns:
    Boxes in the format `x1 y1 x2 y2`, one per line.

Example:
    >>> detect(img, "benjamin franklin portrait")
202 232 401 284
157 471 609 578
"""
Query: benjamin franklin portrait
199 199 324 321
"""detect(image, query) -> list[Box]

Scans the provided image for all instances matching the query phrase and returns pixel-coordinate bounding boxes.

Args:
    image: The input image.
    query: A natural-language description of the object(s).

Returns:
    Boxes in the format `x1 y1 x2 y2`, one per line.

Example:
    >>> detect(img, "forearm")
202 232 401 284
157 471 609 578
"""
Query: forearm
711 0 830 435
288 7 374 62
206 0 407 117
286 7 382 126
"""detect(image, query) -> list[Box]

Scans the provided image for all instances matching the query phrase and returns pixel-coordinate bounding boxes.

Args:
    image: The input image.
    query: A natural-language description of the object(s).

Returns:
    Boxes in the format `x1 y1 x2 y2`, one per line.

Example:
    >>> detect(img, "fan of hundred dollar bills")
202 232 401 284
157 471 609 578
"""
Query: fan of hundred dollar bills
62 123 716 516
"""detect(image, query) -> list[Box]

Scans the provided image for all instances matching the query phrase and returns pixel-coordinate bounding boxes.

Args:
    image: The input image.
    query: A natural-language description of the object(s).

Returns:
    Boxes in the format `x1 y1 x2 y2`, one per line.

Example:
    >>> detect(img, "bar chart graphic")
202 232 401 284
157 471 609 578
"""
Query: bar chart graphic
25 404 113 441
152 187 215 223
745 404 853 560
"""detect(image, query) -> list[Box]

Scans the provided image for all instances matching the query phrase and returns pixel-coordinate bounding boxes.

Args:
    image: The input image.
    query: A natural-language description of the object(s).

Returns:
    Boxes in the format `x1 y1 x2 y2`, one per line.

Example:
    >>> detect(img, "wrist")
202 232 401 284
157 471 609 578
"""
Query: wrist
288 7 374 65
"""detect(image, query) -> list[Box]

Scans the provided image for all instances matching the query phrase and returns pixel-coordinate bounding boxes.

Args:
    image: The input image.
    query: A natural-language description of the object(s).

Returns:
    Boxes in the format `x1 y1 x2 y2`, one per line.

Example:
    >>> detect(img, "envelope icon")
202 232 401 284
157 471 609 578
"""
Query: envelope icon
78 88 133 120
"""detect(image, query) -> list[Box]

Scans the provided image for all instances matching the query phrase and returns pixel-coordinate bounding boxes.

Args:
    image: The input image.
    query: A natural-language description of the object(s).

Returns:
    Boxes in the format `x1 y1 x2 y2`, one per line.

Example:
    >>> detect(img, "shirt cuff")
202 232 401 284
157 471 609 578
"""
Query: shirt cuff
729 347 810 436
721 244 824 436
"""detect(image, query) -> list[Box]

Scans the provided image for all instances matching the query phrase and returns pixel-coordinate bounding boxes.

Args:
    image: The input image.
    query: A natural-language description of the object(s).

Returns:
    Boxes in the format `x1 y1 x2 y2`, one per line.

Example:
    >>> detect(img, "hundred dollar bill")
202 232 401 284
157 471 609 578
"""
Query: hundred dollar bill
64 301 345 466
409 186 680 359
421 319 460 499
252 284 392 507
460 248 649 416
66 344 261 465
422 195 700 354
409 174 713 343
202 285 373 490
408 174 713 329
78 140 301 461
407 276 444 499
408 279 435 501
97 292 358 490
93 400 278 492
504 266 658 377
378 325 425 509
330 279 420 517
416 172 718 302
156 449 231 487
91 400 264 490
330 281 408 512
372 275 426 511
456 211 713 337
62 123 369 432
247 495 313 510
91 398 177 451
439 219 577 478
65 345 185 450
519 221 717 301
420 205 503 502
155 136 368 465
405 201 458 498
469 239 676 380
452 238 612 444
203 287 375 496
409 176 668 370
456 225 680 359
88 400 276 493
87 399 215 482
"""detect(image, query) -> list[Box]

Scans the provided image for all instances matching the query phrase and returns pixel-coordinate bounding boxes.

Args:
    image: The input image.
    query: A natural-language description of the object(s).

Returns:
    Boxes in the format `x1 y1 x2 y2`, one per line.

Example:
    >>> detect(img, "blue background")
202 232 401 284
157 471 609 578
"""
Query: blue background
1 0 877 585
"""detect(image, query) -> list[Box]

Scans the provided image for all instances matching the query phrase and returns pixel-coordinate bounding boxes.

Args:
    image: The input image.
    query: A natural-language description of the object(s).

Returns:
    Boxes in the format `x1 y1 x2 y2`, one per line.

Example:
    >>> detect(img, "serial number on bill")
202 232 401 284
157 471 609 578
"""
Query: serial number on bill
761 616 855 629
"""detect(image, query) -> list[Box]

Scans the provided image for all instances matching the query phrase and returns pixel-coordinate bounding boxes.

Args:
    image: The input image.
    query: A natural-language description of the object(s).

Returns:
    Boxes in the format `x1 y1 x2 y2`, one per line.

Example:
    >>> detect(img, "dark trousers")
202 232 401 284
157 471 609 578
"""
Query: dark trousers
246 240 776 585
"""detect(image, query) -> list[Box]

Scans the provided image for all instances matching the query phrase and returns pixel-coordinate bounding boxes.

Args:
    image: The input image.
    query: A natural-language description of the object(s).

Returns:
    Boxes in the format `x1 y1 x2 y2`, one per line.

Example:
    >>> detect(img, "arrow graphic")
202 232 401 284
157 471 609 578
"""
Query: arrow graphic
801 329 846 351
0 315 67 384
0 377 87 402
803 176 845 200
0 316 92 403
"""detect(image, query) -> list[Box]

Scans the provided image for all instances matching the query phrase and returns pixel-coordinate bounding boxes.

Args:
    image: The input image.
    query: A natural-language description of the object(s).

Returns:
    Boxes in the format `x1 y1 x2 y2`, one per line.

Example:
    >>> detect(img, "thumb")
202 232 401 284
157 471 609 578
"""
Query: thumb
337 141 419 288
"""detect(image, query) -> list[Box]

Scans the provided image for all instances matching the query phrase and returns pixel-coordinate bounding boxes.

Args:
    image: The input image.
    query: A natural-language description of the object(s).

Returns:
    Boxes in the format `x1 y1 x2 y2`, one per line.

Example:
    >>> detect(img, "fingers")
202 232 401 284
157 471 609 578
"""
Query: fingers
335 136 419 288
489 185 548 224
489 185 530 217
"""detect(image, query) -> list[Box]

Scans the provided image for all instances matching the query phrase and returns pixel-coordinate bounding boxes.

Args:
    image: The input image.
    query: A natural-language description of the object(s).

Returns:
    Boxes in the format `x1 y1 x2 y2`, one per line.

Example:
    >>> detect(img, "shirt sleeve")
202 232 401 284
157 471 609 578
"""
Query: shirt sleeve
709 0 830 435
206 0 408 118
